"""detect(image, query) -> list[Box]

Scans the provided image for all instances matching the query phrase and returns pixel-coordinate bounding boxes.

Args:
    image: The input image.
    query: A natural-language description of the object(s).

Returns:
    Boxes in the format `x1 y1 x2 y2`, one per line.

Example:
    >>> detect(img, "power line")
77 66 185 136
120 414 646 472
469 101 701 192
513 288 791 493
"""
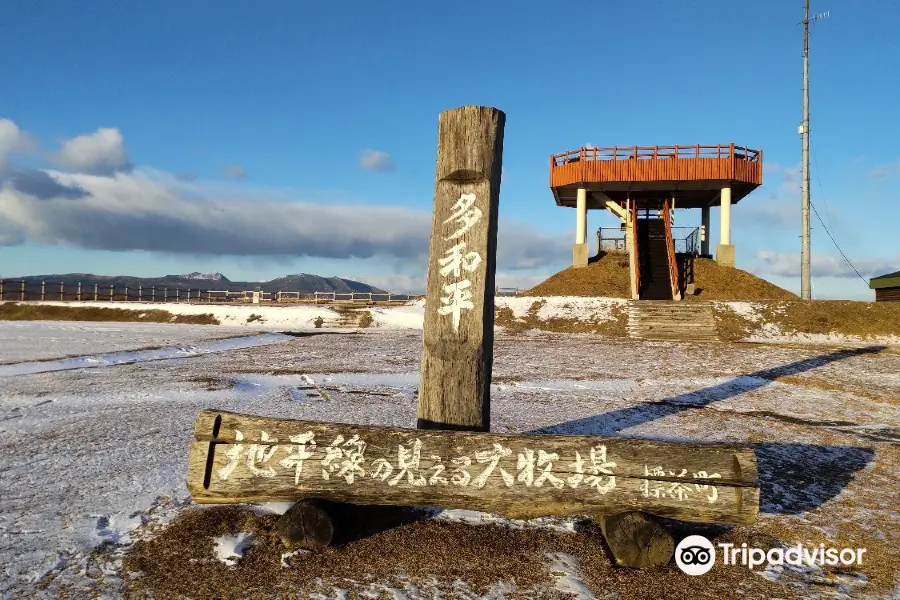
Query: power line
811 142 836 236
808 138 869 287
807 199 869 285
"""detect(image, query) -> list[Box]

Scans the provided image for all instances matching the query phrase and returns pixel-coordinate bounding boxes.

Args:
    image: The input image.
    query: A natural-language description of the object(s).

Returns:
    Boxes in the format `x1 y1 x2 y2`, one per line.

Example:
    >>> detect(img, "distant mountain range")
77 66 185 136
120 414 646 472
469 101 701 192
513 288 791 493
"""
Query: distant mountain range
7 272 388 294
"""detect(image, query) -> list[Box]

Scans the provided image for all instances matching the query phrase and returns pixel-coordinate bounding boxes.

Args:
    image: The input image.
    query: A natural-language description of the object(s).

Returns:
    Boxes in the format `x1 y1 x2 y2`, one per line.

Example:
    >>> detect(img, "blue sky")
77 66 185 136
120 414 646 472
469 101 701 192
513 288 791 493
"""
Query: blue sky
1 0 898 299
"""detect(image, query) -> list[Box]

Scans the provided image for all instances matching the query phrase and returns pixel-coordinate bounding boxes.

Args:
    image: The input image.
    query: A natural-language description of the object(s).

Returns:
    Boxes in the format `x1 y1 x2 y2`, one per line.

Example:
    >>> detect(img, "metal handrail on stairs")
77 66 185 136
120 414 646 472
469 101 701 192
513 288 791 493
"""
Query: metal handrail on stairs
661 199 680 300
631 202 640 299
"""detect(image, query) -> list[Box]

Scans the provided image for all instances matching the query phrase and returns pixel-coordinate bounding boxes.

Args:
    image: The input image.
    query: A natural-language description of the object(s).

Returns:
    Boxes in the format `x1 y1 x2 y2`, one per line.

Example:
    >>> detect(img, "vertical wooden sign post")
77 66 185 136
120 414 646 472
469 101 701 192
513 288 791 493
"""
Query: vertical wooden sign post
417 106 505 433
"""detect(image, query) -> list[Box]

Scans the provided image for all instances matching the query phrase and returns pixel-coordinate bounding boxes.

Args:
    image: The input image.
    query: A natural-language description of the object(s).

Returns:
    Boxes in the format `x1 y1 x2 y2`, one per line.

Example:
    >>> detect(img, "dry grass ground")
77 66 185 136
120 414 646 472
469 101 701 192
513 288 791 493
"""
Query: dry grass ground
527 254 632 298
521 257 899 341
713 305 757 342
495 300 628 336
122 506 802 600
685 258 797 301
0 302 220 324
758 301 900 338
715 301 900 340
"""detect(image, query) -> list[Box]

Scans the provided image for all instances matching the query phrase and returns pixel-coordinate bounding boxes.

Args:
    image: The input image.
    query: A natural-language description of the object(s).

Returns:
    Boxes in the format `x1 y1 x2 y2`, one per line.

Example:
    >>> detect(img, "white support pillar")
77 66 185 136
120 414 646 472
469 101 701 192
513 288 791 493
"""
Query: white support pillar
720 186 731 245
701 205 711 256
716 185 735 267
572 187 589 268
576 188 587 244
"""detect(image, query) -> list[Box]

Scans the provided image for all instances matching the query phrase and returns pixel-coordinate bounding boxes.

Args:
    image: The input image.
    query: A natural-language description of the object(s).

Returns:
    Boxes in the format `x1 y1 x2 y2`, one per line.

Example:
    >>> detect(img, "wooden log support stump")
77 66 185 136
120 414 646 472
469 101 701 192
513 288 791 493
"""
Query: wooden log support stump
599 511 674 569
275 498 335 549
274 499 425 550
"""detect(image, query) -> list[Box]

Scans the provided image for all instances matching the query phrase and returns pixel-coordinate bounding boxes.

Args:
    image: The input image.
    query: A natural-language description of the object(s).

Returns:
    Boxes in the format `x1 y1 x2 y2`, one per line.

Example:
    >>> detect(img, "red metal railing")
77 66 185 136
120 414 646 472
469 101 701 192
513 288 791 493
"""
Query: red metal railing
549 143 762 187
661 199 679 300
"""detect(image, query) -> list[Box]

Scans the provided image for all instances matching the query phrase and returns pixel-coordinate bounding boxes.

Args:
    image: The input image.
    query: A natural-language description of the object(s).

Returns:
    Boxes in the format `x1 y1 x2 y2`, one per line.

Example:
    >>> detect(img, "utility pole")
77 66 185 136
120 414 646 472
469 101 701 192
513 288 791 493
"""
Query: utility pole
800 2 829 300
800 0 811 300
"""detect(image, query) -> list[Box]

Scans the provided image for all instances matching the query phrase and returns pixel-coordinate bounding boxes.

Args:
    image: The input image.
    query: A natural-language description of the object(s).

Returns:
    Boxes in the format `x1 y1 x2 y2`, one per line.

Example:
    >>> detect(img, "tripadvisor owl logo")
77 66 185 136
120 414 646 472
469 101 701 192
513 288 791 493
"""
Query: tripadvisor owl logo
674 534 868 575
675 535 716 575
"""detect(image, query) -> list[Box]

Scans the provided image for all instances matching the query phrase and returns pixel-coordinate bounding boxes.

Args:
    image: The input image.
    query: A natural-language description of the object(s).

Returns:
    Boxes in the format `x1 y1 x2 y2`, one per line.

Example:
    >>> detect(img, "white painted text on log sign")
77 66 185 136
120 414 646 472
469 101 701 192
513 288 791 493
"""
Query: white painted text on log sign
215 429 723 504
437 193 483 332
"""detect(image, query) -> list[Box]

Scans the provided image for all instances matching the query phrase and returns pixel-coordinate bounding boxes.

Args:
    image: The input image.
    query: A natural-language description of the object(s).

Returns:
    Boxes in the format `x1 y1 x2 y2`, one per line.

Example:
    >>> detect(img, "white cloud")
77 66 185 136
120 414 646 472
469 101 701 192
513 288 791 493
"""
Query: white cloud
0 168 430 259
497 221 569 269
355 270 555 294
0 164 573 271
494 271 547 291
739 164 800 229
351 273 425 294
50 127 130 175
222 164 246 180
358 149 395 172
868 159 900 181
752 250 897 279
0 118 37 167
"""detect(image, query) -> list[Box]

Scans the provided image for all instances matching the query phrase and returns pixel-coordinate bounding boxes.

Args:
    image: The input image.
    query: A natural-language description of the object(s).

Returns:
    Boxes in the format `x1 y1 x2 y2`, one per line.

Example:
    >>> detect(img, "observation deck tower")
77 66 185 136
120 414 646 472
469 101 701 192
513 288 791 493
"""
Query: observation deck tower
550 143 762 300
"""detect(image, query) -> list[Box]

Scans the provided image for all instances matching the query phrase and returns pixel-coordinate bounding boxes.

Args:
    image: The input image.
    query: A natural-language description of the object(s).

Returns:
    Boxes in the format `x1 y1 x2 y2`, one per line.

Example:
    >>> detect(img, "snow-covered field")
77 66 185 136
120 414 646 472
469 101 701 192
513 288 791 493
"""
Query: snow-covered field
13 297 900 347
1 322 899 598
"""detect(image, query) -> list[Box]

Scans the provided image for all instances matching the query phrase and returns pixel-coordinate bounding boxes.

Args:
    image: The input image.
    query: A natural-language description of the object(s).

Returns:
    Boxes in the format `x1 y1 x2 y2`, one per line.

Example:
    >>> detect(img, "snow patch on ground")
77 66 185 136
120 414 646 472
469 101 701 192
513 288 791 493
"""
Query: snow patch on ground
0 332 291 376
757 559 869 598
14 300 345 330
547 553 597 599
280 548 311 568
721 301 764 322
746 331 900 347
534 297 626 322
256 502 295 516
233 372 419 402
369 302 427 329
430 509 578 534
0 320 253 363
214 532 255 566
8 297 897 348
496 296 624 321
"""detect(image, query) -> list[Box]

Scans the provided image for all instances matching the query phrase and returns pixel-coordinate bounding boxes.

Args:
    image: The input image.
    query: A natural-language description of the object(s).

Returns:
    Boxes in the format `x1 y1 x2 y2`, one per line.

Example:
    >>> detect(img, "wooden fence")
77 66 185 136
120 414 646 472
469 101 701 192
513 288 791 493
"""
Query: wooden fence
0 280 426 305
0 281 534 304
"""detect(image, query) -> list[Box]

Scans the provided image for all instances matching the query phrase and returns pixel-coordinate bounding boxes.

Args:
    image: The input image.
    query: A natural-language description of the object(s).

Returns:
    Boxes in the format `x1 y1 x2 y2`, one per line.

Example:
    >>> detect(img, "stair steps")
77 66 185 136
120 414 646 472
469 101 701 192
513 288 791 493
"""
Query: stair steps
637 219 675 301
626 301 720 342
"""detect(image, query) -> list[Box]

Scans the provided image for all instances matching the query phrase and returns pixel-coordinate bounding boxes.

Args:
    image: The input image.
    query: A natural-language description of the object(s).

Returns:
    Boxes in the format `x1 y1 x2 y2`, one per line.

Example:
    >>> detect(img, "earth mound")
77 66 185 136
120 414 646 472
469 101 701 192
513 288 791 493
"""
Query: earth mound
526 254 631 297
526 254 796 301
685 258 797 301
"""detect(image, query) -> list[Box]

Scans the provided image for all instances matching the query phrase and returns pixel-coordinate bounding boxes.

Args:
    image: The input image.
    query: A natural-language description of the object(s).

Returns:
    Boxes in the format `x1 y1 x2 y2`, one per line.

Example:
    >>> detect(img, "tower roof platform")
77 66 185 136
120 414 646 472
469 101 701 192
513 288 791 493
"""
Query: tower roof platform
550 144 762 209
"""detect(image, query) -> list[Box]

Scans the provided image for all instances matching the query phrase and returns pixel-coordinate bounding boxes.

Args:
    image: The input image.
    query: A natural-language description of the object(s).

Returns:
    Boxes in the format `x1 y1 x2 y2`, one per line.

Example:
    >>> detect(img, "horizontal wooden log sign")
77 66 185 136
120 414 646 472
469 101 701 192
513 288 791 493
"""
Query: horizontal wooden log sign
187 410 759 525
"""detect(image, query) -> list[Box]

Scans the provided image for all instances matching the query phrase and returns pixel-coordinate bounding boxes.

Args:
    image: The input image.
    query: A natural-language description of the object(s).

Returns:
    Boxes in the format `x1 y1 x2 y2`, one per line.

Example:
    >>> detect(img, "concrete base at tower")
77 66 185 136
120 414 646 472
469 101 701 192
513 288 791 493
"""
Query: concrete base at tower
716 244 735 268
572 243 589 268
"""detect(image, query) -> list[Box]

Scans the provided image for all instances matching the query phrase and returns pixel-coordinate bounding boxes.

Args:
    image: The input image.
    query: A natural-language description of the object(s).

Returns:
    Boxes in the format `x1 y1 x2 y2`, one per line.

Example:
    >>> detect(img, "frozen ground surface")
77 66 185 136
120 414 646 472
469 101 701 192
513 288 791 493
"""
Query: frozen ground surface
0 320 260 363
1 324 899 598
0 330 291 377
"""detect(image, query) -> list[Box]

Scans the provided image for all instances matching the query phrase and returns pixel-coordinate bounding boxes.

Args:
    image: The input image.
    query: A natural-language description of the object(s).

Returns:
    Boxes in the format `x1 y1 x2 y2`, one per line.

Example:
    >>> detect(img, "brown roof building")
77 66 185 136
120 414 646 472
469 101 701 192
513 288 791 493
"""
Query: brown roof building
870 271 900 302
